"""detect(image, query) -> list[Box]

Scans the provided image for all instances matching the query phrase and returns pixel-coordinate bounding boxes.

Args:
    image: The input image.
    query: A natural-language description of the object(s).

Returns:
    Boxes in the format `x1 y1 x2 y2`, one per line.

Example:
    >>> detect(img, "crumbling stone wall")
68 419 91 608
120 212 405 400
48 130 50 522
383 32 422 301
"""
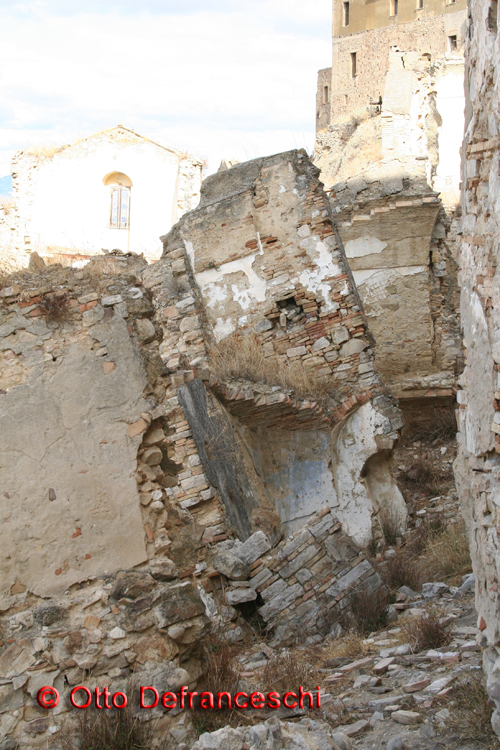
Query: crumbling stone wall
220 507 383 642
453 0 500 737
158 151 407 545
0 150 409 747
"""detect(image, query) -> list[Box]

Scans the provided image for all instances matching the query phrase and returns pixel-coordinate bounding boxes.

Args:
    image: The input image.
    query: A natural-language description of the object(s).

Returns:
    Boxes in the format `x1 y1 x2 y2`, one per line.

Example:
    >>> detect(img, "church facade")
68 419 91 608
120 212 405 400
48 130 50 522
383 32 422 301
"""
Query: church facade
9 125 203 266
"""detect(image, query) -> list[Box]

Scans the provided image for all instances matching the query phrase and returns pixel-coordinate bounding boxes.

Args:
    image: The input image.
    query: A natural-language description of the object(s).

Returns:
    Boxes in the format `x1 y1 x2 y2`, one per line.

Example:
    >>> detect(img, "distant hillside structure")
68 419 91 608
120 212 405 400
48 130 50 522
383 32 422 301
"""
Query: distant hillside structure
317 0 467 133
4 126 203 268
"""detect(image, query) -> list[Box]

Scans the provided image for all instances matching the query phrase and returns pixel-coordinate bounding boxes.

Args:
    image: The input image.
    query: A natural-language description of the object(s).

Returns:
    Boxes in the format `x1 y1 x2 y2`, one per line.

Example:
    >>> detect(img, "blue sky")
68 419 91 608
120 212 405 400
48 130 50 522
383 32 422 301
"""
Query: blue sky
0 0 332 176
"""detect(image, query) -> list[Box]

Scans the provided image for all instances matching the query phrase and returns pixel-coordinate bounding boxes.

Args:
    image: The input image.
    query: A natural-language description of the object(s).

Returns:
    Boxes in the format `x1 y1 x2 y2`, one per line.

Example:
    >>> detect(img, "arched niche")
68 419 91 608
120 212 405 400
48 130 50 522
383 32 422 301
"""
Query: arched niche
103 171 133 188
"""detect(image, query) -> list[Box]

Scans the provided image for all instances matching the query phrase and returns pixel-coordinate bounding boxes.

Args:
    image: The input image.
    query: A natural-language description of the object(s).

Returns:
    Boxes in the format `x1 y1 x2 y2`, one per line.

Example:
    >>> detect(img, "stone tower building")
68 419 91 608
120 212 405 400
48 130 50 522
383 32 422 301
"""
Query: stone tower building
317 0 467 131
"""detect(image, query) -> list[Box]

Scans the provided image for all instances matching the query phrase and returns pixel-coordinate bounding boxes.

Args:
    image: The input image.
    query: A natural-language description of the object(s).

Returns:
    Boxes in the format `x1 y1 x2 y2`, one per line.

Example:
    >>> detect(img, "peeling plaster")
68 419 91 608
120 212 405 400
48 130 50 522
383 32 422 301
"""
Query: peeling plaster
299 238 343 312
195 253 268 313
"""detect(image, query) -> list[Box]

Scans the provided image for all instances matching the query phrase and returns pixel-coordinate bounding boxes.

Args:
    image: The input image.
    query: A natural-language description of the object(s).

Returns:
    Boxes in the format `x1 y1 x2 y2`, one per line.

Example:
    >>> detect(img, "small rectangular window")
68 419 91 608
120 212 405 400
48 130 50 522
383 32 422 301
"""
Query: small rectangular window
417 0 424 9
391 0 398 14
449 34 457 50
351 52 357 78
488 0 498 32
324 85 329 103
343 1 350 26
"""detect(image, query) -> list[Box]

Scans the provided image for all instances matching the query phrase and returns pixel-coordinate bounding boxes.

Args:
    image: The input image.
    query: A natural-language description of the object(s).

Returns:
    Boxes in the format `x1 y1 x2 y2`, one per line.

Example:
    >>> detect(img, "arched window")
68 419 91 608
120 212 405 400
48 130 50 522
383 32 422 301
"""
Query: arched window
103 172 132 230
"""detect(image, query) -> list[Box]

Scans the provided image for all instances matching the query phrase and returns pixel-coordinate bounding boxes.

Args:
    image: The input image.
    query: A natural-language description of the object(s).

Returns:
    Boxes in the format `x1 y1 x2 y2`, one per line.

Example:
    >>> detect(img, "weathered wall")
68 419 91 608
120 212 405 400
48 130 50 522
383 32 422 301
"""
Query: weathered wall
315 45 463 401
453 0 500 737
9 126 202 267
0 309 149 599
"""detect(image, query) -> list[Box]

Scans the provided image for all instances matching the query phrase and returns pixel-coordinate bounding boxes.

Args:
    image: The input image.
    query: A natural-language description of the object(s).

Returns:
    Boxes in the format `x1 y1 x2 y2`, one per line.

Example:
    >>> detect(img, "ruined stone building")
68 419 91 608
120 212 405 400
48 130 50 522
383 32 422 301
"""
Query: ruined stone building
0 152 408 745
1 126 203 270
314 0 466 416
453 0 500 736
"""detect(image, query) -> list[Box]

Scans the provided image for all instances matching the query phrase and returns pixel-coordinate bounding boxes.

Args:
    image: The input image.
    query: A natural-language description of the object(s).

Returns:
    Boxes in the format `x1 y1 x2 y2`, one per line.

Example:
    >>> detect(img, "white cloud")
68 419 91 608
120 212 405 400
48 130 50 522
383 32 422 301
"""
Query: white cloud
0 1 331 175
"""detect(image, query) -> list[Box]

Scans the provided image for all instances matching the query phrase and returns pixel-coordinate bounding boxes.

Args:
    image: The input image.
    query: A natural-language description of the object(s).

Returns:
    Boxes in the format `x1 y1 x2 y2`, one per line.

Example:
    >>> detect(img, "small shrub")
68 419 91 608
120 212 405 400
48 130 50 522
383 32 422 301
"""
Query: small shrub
38 291 71 322
403 407 457 444
61 706 155 750
381 551 424 592
202 628 240 698
348 586 390 634
400 609 451 653
446 672 500 747
192 628 242 735
322 630 372 660
260 648 321 694
379 518 471 593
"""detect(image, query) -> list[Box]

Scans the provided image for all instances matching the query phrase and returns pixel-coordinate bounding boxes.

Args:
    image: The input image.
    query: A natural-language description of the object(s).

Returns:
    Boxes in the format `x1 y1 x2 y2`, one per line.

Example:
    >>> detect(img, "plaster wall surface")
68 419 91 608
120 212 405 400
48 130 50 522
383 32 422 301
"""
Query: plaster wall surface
242 427 338 535
0 313 150 600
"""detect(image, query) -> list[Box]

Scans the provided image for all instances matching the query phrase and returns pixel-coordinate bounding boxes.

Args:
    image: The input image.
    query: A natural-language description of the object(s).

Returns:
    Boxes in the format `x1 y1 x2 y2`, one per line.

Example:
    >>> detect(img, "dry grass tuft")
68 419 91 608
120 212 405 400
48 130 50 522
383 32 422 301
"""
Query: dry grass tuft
60 706 155 750
348 587 390 634
398 456 454 496
202 628 241 698
0 197 15 215
379 519 471 592
260 647 322 694
400 608 451 653
446 672 500 747
24 142 64 159
382 552 424 592
208 333 332 400
420 521 472 586
322 630 372 660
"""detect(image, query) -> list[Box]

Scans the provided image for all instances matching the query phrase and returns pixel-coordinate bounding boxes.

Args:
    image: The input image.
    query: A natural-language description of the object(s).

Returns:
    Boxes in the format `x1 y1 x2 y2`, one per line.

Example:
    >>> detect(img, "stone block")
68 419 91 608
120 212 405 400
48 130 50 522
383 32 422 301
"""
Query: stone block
212 551 250 581
225 587 257 605
101 294 123 306
135 318 156 343
278 544 320 579
153 582 206 628
235 531 271 565
259 582 304 621
286 346 307 358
